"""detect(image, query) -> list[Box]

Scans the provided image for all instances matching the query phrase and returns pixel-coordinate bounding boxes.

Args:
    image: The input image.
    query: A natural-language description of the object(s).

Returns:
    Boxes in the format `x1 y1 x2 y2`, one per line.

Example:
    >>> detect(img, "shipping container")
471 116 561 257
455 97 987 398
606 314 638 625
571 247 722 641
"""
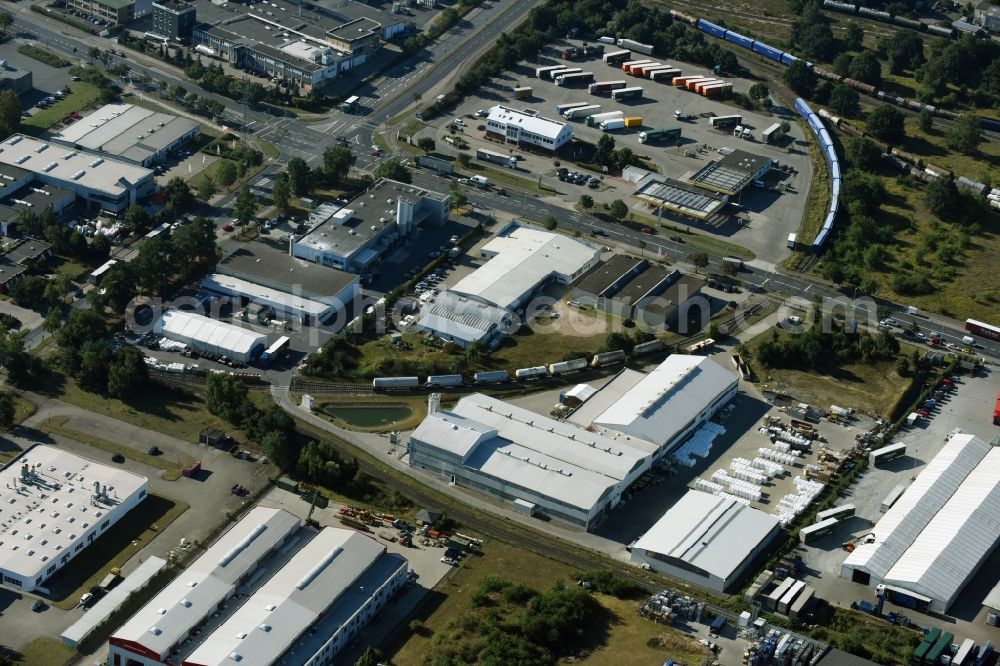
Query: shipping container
555 102 592 115
633 62 663 77
373 376 420 389
778 580 806 614
588 80 627 94
546 67 581 80
476 147 517 168
514 366 548 380
697 19 727 39
710 114 743 128
624 116 642 128
650 68 682 82
617 38 655 55
684 77 714 91
724 30 755 50
586 111 624 126
787 232 797 249
535 65 564 78
881 483 906 512
671 75 701 87
426 374 464 387
691 78 721 92
621 59 654 74
563 104 602 119
800 517 839 543
701 82 732 97
598 36 616 44
603 49 631 65
926 632 955 665
556 71 595 86
953 639 976 666
816 504 855 522
611 86 643 101
473 369 510 384
751 41 784 63
640 65 674 78
780 52 800 66
762 123 784 143
600 118 626 131
639 126 682 144
512 86 532 99
631 339 665 356
914 628 942 665
548 358 588 375
870 442 906 465
964 318 999 341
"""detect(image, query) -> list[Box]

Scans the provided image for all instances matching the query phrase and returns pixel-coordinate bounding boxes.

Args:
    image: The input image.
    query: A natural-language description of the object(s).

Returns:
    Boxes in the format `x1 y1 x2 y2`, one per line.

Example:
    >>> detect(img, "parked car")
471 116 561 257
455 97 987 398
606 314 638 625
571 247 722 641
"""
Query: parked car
111 454 125 464
222 223 234 232
31 600 45 612
641 227 654 234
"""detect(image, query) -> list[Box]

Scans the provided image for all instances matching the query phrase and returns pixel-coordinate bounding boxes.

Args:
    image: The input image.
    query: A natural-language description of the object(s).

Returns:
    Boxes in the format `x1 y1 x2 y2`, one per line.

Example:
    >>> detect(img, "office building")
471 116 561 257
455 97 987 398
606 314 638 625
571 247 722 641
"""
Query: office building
152 0 196 39
484 106 573 152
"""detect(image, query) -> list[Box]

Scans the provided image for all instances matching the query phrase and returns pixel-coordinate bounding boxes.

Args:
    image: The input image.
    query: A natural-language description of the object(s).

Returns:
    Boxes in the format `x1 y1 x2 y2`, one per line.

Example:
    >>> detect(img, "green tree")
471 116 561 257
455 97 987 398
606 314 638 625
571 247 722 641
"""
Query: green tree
10 276 46 309
608 199 629 223
450 187 468 208
0 392 15 430
846 137 882 171
168 84 186 100
77 339 111 392
194 176 216 202
886 29 924 73
354 647 381 666
95 262 137 314
894 356 910 376
832 52 853 78
124 204 150 235
688 251 709 273
233 184 257 231
216 160 238 188
271 173 290 211
416 137 436 154
165 177 193 210
543 215 557 231
205 373 254 425
457 153 471 169
866 105 905 143
287 157 312 195
321 146 354 184
578 194 594 210
0 10 13 36
720 260 739 276
132 235 174 295
784 59 817 96
107 347 148 401
748 82 770 102
373 157 411 183
171 217 217 269
849 51 881 85
829 85 860 117
923 177 960 218
946 113 982 153
917 108 933 133
0 89 20 138
844 23 864 51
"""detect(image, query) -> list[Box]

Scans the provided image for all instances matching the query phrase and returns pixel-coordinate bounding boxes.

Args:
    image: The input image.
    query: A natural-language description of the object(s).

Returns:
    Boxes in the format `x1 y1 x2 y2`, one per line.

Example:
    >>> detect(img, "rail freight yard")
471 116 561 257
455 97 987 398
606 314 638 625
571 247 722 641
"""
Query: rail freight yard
429 38 814 262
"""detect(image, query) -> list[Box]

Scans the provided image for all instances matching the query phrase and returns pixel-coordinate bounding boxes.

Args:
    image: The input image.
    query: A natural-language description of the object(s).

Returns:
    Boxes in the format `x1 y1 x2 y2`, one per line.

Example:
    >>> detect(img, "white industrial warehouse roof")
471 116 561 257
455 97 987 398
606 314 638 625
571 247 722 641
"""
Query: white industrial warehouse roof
0 134 153 196
843 434 1000 609
53 103 199 164
202 273 329 317
634 489 779 580
184 528 392 666
487 105 569 141
413 394 652 511
572 355 737 450
415 290 512 344
112 506 300 659
450 224 599 309
154 310 267 359
62 556 167 646
0 446 148 583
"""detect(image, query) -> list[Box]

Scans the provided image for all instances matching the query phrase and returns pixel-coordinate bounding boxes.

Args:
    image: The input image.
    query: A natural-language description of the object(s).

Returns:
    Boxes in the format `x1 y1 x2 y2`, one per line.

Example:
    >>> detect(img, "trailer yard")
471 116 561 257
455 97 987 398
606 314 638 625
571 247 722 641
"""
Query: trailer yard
423 38 815 263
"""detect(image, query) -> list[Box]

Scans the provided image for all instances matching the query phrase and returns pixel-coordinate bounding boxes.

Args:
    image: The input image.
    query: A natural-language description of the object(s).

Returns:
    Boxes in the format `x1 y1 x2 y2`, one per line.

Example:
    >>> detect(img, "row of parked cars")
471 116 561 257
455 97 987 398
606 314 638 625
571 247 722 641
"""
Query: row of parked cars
557 167 600 188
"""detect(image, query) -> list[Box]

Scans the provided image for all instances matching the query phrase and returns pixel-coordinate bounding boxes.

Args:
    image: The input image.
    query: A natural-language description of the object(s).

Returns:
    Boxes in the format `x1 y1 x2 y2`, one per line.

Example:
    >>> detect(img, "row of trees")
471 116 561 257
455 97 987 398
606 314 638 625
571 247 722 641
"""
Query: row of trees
275 147 358 202
752 317 901 370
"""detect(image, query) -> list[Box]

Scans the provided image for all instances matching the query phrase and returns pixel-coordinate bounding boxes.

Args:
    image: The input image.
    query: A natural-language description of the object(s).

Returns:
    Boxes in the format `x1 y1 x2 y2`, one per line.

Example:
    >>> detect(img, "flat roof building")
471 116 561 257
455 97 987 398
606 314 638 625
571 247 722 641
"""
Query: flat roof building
2 238 52 267
202 273 341 326
0 445 148 593
450 221 601 310
109 506 408 666
0 63 32 97
841 433 1000 613
633 177 728 221
53 103 200 167
66 0 135 25
0 257 27 293
292 179 449 274
152 0 196 40
154 310 267 363
631 489 781 591
688 149 772 195
3 181 76 221
485 105 574 152
409 393 655 529
0 135 155 213
412 289 514 349
569 355 738 460
571 258 704 330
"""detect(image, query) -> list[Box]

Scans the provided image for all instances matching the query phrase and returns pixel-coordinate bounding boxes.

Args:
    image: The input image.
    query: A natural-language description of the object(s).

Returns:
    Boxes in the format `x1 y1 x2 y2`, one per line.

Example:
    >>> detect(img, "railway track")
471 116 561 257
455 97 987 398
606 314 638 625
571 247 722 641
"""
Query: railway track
665 0 896 37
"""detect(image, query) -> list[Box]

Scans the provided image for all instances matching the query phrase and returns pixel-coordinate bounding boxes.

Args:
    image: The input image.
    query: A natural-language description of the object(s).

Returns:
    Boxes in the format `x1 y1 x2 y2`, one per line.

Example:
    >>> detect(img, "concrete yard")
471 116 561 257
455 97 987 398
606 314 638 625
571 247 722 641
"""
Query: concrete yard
427 38 813 265
792 366 1000 646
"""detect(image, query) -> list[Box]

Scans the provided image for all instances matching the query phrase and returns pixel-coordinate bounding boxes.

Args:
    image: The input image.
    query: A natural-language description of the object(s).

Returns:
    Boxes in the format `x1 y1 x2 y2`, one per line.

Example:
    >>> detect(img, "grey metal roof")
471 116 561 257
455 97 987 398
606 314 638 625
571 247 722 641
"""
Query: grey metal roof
54 103 200 163
415 290 512 344
218 241 359 302
634 489 779 580
3 238 52 265
633 177 727 220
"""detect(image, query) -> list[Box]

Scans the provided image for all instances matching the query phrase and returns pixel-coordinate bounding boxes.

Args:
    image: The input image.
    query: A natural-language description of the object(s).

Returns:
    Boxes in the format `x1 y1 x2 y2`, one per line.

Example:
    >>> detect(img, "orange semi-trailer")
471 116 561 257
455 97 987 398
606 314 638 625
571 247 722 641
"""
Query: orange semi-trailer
671 75 700 87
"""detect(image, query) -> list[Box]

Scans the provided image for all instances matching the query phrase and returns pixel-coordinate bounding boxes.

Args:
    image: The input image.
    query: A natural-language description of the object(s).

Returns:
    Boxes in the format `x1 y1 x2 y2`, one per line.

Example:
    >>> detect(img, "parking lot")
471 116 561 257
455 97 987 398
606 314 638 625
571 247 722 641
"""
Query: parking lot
0 41 73 102
423 38 813 264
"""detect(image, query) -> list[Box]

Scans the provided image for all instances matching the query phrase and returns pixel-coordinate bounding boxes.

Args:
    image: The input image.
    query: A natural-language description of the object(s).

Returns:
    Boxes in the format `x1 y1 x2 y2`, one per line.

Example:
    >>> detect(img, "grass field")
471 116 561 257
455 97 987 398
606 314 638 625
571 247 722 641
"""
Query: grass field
40 415 185 480
747 332 913 417
22 82 101 131
46 494 187 609
13 637 77 666
37 373 255 445
387 538 583 664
